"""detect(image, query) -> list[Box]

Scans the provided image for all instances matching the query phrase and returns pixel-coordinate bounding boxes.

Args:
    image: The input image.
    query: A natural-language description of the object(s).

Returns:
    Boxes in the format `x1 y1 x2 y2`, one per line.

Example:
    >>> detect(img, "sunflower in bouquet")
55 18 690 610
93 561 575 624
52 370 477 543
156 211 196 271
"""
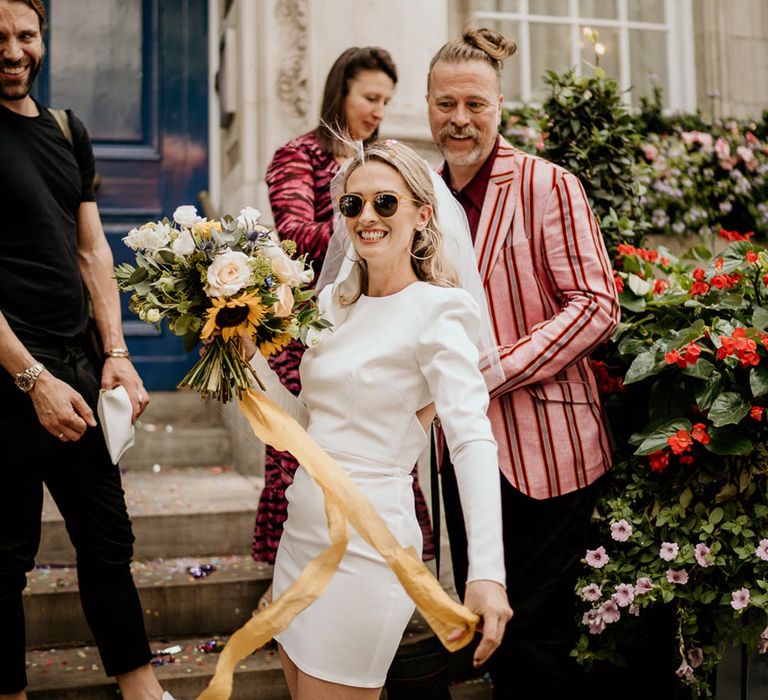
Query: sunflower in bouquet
115 205 329 402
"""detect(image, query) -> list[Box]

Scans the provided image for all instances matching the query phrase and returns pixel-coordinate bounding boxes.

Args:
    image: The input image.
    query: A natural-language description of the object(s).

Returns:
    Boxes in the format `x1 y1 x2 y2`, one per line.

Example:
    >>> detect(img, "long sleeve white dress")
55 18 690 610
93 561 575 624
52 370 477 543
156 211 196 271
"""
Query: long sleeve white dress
254 280 505 688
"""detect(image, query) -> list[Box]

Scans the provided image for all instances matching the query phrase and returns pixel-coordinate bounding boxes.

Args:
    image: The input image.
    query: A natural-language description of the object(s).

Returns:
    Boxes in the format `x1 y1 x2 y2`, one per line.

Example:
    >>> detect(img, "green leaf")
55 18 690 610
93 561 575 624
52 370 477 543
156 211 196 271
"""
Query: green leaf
752 306 768 331
709 507 724 525
633 418 692 455
700 590 717 604
715 483 738 503
696 370 724 411
127 266 149 286
624 350 661 385
708 392 751 427
705 426 753 455
682 245 713 262
679 487 693 508
156 249 177 265
619 291 647 312
750 366 768 397
683 358 714 379
183 330 200 353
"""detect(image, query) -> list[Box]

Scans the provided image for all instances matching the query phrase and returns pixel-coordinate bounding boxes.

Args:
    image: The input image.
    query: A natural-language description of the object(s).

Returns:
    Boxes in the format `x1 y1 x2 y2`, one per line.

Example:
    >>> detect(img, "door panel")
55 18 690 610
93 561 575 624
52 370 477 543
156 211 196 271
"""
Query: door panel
42 0 208 389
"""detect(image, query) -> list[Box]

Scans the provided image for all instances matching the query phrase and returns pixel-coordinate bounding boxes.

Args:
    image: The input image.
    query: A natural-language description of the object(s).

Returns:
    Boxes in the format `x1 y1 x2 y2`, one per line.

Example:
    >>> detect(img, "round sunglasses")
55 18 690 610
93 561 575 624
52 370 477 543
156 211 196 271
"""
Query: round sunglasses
338 191 420 219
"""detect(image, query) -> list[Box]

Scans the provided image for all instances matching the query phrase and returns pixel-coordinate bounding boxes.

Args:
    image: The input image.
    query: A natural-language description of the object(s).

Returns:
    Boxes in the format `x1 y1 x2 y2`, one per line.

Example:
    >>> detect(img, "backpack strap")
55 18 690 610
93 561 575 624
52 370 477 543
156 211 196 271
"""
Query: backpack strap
48 107 73 147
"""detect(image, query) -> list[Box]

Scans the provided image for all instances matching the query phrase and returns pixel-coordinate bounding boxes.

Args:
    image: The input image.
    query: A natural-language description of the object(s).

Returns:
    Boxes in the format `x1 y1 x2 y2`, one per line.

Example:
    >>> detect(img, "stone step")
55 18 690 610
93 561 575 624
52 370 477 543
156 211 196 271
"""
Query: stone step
449 676 492 699
39 468 264 563
26 635 287 700
121 424 234 470
138 389 225 427
25 623 491 700
24 555 272 648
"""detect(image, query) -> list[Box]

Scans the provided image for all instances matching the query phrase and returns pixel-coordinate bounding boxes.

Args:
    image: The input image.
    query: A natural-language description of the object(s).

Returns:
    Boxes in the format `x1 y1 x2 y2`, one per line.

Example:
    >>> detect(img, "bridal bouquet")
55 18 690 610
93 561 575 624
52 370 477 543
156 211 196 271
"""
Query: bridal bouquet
115 205 329 402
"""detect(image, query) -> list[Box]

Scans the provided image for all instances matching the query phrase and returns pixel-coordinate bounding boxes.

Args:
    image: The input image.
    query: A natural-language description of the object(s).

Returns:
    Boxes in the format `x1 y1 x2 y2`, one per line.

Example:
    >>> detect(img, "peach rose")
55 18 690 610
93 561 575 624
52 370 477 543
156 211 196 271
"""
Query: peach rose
272 284 295 318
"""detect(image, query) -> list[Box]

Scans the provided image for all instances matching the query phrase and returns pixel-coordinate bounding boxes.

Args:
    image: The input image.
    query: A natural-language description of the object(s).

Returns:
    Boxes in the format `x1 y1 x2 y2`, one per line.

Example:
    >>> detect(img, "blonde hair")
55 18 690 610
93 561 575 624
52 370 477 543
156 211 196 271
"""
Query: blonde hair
428 27 517 89
340 139 458 303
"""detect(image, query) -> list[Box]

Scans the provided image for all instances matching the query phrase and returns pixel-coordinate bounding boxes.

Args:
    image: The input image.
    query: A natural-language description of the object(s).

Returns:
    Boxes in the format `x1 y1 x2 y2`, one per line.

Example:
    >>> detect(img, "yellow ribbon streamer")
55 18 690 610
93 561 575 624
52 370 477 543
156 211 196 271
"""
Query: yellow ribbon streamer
197 388 478 700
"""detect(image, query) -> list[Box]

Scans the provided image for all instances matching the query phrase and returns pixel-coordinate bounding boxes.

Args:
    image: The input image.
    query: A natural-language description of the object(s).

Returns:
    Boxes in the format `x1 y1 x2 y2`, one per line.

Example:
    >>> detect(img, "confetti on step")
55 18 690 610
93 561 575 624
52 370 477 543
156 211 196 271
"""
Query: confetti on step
187 563 217 579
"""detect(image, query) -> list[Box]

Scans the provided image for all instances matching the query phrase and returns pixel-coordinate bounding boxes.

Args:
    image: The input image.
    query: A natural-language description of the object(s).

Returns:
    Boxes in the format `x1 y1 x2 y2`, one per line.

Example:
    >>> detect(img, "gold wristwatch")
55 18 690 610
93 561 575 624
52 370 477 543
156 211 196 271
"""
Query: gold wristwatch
15 362 45 392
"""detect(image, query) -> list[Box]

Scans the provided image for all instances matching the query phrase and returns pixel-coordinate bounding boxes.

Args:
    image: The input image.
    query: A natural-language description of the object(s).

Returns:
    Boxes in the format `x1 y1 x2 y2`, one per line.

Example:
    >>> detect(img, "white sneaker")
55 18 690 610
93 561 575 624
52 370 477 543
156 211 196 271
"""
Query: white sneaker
162 693 177 700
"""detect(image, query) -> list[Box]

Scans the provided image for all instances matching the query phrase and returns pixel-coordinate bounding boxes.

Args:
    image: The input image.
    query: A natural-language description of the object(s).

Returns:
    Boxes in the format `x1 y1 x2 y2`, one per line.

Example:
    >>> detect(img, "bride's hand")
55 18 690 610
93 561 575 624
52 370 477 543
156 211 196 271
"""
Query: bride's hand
241 333 258 361
461 580 513 667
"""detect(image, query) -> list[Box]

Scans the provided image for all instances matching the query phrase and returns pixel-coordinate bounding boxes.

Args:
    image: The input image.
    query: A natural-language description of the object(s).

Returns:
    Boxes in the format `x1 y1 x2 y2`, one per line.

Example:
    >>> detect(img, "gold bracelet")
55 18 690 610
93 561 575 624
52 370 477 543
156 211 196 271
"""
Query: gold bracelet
105 348 131 359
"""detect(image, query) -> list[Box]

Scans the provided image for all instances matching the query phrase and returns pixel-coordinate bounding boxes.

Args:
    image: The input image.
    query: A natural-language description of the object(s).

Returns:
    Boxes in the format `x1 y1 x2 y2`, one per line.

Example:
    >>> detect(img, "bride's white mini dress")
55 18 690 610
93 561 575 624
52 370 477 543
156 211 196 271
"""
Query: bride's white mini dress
266 281 503 688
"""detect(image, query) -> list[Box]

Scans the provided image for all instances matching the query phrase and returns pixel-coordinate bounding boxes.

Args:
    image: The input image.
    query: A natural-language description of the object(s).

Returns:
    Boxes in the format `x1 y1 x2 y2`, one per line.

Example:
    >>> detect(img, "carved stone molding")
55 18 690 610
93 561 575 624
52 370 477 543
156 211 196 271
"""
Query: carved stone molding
275 0 309 127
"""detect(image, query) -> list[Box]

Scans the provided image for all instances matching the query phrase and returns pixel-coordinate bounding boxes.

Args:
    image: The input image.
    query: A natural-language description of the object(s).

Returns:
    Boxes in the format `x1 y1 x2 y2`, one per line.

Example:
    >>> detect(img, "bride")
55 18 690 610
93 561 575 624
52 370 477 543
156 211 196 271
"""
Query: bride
246 138 512 699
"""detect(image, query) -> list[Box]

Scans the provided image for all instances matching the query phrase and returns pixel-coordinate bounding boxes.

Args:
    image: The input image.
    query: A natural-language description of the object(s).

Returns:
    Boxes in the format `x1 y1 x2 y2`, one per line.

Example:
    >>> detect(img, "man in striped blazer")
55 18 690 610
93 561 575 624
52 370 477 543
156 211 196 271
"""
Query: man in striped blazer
426 28 620 698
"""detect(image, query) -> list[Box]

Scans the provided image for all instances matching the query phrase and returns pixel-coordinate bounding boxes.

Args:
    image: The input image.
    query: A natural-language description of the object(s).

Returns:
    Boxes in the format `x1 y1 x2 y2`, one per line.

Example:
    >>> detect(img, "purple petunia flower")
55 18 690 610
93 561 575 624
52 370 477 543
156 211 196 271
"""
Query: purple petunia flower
635 577 656 594
676 660 694 681
731 587 751 610
695 543 714 568
582 608 606 635
688 648 703 669
610 519 632 542
660 542 680 562
612 583 635 608
756 539 768 561
580 583 602 602
585 546 609 569
666 569 689 585
598 599 621 624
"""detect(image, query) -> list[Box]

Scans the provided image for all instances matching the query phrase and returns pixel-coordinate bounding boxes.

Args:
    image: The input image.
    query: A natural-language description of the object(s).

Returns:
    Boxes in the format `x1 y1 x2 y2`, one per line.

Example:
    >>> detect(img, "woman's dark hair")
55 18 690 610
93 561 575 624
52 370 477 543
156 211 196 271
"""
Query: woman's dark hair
315 46 397 157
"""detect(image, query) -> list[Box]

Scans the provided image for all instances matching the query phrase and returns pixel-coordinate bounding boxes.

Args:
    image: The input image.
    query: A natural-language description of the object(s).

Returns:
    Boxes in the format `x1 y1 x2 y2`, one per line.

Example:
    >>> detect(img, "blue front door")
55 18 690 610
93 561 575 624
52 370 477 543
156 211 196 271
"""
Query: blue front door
37 0 209 389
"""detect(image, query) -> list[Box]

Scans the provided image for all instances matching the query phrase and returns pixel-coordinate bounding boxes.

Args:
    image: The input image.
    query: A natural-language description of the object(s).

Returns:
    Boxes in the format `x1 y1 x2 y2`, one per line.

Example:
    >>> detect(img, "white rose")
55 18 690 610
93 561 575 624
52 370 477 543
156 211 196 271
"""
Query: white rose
237 207 263 233
122 221 171 251
206 251 253 297
146 308 161 323
173 205 202 228
272 284 295 318
172 228 196 256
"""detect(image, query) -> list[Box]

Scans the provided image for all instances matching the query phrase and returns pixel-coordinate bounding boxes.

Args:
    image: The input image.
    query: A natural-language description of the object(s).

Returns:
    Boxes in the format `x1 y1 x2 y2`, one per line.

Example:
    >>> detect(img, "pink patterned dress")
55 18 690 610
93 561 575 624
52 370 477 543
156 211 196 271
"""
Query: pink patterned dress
252 131 434 563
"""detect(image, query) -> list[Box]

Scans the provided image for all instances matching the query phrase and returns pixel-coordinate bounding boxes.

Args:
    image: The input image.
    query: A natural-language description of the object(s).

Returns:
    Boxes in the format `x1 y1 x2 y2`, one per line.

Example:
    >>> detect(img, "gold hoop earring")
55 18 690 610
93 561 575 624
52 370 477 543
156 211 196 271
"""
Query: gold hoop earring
410 229 436 261
410 245 436 261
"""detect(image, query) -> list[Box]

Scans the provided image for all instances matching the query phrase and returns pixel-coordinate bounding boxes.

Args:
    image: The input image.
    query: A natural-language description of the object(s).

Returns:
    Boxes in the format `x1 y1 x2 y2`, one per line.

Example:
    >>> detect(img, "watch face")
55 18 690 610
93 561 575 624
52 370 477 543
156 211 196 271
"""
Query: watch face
16 374 33 392
16 363 42 392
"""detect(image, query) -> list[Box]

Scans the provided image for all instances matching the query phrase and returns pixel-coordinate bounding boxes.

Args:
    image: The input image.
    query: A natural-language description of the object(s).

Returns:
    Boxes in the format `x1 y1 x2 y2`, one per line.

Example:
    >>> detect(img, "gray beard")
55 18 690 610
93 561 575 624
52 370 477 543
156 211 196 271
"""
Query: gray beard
438 139 486 168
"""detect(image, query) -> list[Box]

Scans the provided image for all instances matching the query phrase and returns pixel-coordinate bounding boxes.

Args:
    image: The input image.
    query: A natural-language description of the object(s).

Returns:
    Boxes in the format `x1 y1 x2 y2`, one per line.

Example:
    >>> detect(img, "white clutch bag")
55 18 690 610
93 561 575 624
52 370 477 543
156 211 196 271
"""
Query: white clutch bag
97 385 136 464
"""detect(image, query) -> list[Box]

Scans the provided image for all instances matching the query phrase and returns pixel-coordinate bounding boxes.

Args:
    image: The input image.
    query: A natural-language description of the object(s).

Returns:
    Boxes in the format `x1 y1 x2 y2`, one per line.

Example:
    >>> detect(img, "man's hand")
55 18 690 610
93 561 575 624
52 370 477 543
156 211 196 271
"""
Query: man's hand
101 358 148 423
29 371 98 441
450 580 513 668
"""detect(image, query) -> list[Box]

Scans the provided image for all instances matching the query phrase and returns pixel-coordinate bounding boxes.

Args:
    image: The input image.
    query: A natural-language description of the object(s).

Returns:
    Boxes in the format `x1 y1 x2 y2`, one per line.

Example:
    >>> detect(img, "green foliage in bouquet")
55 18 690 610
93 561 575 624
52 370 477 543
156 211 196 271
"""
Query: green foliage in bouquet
115 205 330 402
575 232 768 696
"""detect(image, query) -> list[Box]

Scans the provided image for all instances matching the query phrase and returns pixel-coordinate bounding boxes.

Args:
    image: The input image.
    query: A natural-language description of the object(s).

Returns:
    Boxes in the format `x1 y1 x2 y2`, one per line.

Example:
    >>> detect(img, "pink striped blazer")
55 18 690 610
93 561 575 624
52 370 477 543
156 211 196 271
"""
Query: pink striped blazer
442 138 620 499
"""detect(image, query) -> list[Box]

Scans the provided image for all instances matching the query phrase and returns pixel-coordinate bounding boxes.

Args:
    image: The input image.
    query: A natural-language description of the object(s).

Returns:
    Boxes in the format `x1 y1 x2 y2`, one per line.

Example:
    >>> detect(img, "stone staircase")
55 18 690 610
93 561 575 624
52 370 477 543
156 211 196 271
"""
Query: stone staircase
24 391 491 699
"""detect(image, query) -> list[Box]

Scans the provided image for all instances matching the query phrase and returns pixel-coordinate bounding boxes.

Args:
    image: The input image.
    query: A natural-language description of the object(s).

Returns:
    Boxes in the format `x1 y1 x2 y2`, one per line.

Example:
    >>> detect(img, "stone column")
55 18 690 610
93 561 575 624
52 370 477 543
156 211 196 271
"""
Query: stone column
693 0 768 119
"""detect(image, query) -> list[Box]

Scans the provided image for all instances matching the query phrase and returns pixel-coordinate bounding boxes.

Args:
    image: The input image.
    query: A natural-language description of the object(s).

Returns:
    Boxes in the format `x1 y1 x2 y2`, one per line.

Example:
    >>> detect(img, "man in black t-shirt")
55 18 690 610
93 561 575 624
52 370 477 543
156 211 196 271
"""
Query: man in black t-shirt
0 2 174 699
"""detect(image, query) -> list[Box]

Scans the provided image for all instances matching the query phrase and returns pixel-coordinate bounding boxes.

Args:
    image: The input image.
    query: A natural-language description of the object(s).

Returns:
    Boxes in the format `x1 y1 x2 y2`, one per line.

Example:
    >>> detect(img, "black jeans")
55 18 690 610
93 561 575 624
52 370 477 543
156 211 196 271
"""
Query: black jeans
441 453 598 699
0 336 151 694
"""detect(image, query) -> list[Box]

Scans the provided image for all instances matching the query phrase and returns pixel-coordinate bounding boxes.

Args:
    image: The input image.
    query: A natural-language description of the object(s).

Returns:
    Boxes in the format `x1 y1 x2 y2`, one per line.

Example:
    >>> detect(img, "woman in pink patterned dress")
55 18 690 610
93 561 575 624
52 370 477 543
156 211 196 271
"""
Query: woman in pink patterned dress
253 47 435 599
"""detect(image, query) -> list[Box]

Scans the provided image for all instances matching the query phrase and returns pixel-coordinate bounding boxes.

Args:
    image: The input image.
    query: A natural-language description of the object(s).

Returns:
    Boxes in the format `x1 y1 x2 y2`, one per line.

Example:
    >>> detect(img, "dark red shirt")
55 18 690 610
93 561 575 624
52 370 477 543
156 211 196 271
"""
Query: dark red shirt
441 136 500 242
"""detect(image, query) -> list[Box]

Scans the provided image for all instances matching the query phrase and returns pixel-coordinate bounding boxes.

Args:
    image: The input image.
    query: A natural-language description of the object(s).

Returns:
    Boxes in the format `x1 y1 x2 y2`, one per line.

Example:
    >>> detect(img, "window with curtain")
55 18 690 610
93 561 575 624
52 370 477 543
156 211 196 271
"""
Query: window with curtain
470 0 695 110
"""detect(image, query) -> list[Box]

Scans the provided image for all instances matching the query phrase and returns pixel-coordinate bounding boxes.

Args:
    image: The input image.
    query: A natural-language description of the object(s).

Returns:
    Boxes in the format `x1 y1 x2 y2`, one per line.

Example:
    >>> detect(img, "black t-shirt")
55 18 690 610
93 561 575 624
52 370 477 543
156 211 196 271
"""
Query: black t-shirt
0 98 97 341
